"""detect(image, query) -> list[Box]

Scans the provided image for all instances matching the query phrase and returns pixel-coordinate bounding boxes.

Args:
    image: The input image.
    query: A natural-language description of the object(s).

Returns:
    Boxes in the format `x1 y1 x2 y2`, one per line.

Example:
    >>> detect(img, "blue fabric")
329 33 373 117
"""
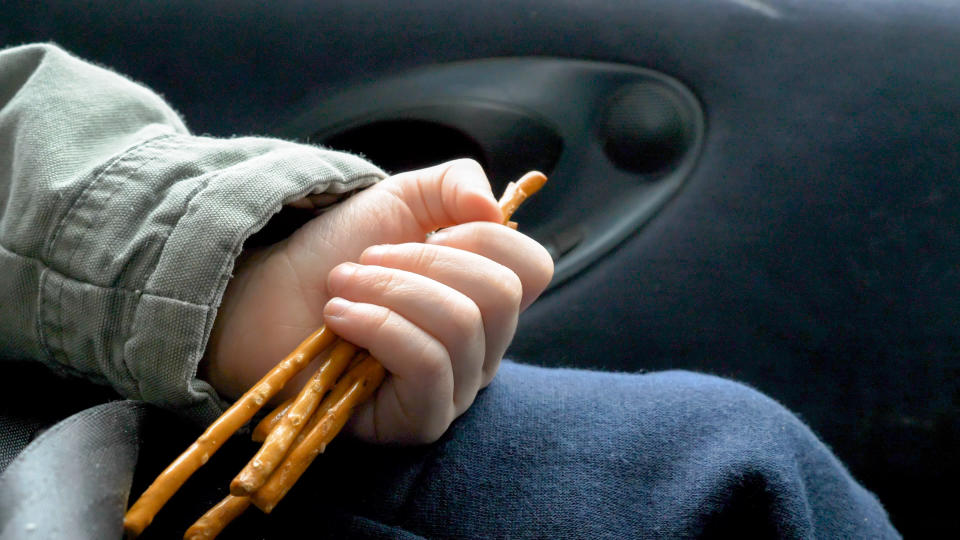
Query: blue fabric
148 362 897 539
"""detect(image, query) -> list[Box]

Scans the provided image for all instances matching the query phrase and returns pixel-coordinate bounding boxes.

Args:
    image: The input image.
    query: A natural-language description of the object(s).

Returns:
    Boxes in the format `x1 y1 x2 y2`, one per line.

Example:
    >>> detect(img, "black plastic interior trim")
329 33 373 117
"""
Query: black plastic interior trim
281 58 704 287
314 101 564 194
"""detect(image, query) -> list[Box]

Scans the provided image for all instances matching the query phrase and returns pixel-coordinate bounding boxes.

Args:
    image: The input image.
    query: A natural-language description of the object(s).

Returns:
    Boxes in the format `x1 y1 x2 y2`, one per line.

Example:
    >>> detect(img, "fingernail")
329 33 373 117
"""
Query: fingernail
325 297 352 318
361 244 387 264
327 262 359 292
427 230 451 244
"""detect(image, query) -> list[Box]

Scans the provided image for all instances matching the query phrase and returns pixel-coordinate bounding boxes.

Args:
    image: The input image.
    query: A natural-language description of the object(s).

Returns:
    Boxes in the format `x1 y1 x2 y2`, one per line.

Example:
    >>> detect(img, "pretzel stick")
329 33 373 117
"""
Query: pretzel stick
183 495 251 540
251 356 386 513
279 351 373 450
274 352 372 453
248 345 362 443
498 171 547 222
123 325 337 537
243 352 373 513
183 351 372 539
251 397 295 443
230 340 358 495
250 349 364 442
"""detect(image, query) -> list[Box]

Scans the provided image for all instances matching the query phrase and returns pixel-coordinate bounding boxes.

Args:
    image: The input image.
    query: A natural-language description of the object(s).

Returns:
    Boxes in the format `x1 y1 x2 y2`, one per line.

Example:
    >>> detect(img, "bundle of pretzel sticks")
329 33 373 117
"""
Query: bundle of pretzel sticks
123 171 548 539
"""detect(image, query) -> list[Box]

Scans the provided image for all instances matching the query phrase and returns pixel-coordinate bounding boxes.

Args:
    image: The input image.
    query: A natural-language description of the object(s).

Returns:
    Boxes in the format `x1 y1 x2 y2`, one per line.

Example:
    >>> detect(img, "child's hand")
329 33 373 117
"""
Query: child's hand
203 160 553 444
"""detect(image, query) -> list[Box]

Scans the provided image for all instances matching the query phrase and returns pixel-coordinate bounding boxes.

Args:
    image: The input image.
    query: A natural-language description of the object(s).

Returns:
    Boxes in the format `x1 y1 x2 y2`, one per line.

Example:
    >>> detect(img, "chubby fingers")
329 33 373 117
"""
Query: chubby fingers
322 222 553 445
323 296 456 444
326 263 485 409
424 222 554 310
353 224 553 386
356 243 519 388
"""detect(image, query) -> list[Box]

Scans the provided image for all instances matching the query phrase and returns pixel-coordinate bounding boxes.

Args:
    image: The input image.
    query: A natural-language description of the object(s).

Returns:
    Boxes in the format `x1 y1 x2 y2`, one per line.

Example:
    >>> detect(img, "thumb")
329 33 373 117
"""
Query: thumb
283 159 503 273
383 159 503 234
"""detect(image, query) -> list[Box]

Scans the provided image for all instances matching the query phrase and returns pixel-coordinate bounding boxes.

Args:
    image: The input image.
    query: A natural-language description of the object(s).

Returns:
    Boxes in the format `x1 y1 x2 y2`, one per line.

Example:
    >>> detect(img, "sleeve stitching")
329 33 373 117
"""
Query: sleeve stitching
34 267 56 370
43 133 176 263
33 266 112 387
117 163 230 399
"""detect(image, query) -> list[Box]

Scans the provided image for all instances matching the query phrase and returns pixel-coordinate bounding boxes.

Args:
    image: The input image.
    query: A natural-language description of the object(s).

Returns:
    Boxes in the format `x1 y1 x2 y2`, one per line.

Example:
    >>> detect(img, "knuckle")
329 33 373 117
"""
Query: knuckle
453 387 478 416
414 426 444 445
415 340 451 383
450 157 484 174
492 266 523 309
416 405 455 444
410 242 441 271
481 357 503 388
375 268 402 293
446 292 484 340
368 305 395 336
354 266 403 300
534 244 556 284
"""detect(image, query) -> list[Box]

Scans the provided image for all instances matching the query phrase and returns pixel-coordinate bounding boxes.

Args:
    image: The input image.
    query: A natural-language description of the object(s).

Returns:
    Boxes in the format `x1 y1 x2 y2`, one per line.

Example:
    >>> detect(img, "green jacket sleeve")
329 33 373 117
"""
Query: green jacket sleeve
0 43 385 423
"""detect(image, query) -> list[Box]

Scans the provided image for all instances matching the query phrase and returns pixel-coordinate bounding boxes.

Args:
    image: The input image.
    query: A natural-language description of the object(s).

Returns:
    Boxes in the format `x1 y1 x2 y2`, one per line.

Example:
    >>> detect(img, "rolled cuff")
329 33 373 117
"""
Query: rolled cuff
36 133 385 423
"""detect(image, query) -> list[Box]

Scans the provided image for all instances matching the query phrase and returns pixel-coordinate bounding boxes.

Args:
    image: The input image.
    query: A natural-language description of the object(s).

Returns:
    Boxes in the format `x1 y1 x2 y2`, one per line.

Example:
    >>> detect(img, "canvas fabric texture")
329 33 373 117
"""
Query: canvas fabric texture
0 43 384 421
